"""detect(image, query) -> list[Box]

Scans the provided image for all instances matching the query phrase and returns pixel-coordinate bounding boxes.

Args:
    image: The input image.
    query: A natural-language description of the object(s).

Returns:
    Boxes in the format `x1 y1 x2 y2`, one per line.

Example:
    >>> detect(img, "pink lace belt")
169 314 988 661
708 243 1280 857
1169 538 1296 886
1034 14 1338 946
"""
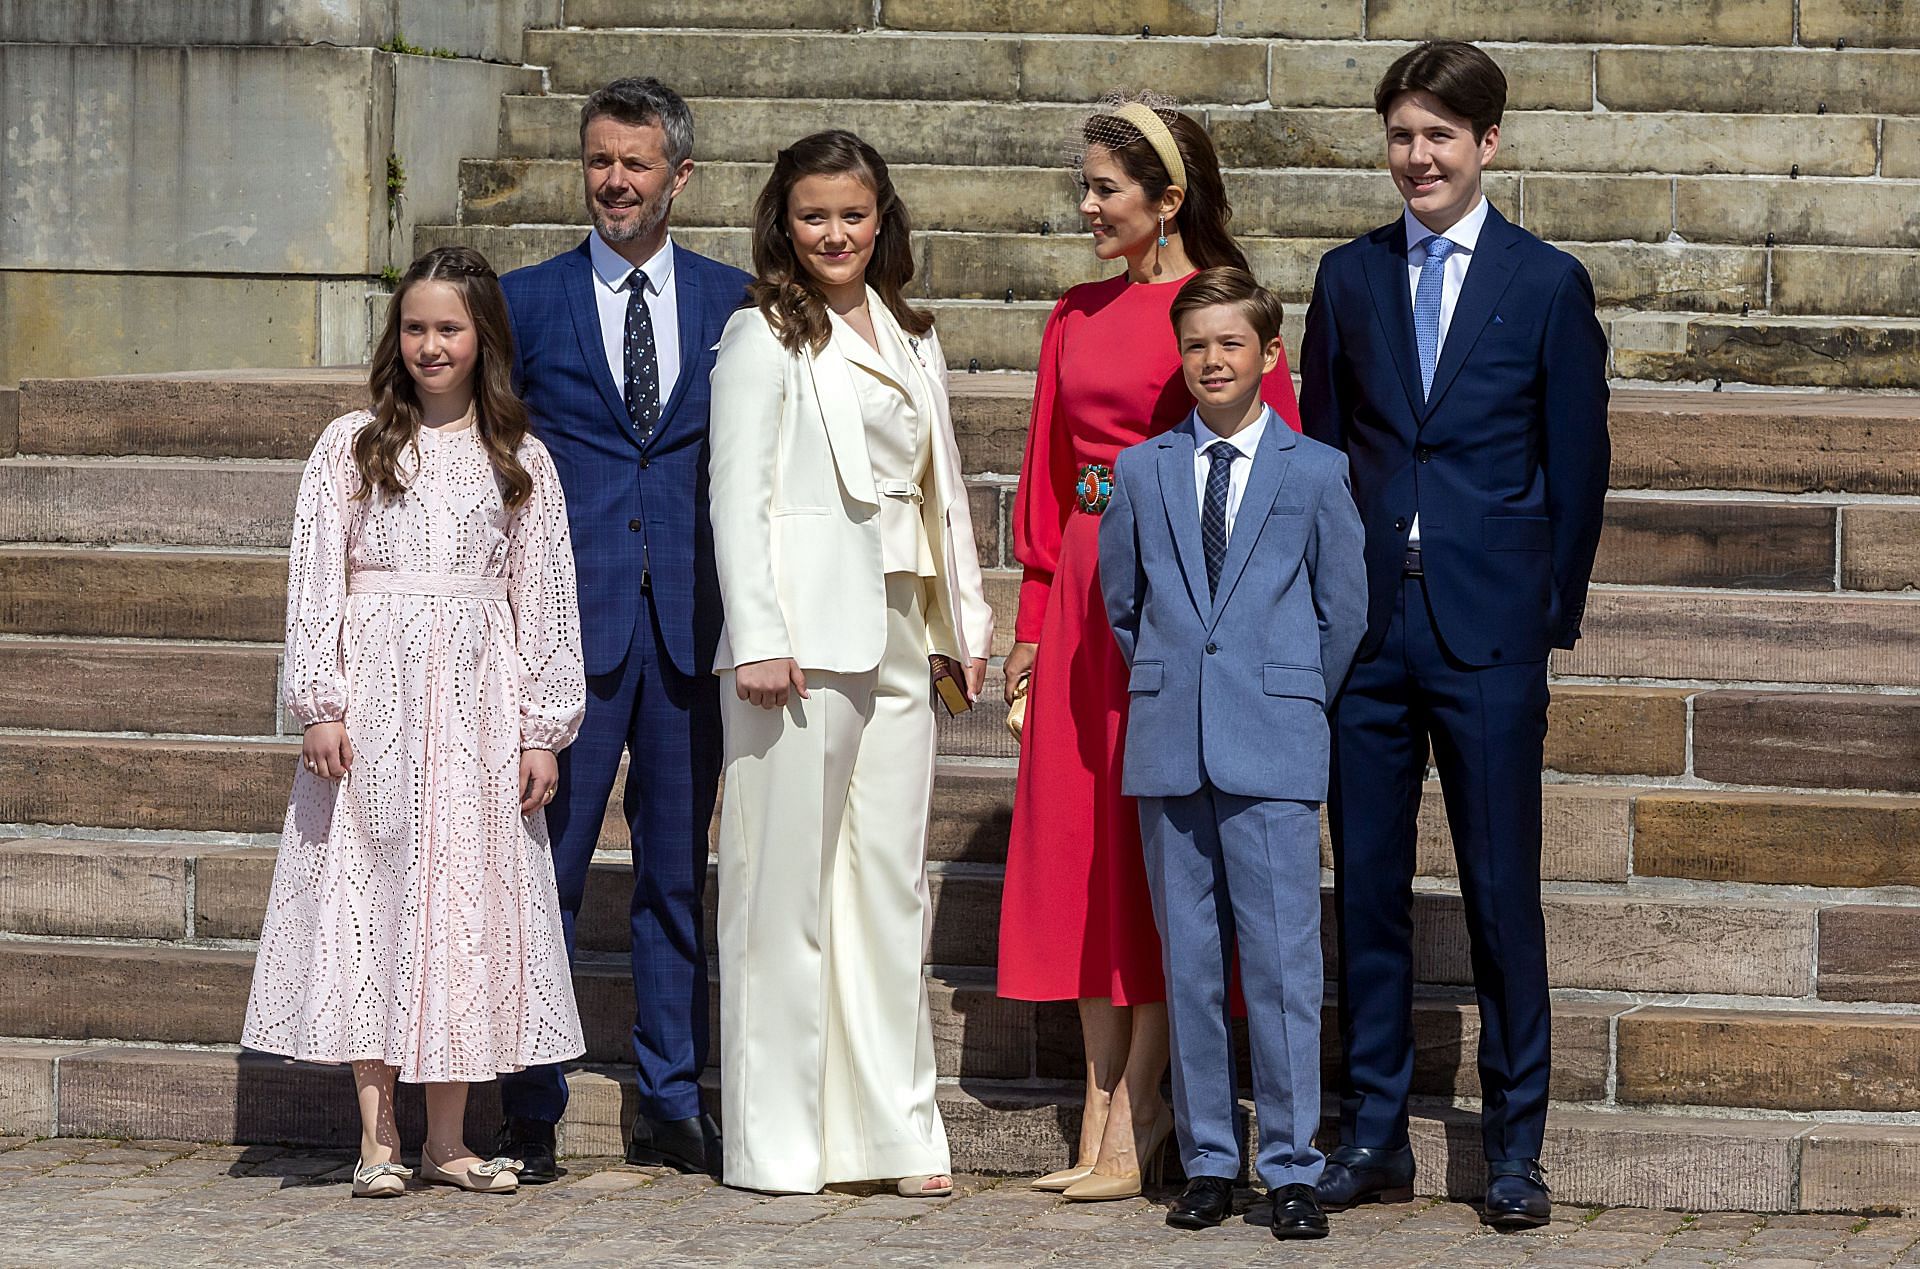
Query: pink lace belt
348 570 509 600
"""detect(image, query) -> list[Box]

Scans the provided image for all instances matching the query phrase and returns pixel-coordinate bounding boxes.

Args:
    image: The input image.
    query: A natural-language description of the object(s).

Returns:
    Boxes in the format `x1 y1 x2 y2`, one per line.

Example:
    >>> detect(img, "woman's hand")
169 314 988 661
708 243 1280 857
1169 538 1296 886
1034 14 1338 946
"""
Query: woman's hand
1002 642 1037 705
736 658 809 710
520 748 560 814
965 658 988 702
301 721 353 780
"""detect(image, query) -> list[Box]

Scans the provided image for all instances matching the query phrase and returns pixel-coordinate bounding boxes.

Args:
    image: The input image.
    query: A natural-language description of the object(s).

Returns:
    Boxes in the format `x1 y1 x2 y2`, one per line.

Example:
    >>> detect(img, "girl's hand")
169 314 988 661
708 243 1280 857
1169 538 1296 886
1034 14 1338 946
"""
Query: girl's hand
520 748 560 814
965 658 988 701
1003 642 1037 705
302 721 353 780
736 658 808 710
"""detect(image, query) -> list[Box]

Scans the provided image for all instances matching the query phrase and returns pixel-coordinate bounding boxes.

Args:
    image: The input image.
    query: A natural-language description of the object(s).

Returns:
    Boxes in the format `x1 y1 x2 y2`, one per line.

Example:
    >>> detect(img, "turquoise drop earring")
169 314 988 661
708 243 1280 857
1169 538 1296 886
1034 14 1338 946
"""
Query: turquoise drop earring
1157 214 1168 248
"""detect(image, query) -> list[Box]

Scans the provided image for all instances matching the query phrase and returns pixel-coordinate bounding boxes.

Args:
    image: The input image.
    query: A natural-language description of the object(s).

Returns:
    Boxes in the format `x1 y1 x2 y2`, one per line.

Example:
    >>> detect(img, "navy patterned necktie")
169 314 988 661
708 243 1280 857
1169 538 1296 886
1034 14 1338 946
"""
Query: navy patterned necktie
623 269 660 438
1202 441 1239 597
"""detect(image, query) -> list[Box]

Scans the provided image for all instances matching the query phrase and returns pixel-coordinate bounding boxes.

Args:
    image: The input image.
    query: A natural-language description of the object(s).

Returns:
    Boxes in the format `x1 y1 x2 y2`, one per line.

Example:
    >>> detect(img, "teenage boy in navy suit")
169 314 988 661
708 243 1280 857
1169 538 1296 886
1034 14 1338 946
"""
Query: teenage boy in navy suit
1101 268 1367 1241
1299 41 1611 1229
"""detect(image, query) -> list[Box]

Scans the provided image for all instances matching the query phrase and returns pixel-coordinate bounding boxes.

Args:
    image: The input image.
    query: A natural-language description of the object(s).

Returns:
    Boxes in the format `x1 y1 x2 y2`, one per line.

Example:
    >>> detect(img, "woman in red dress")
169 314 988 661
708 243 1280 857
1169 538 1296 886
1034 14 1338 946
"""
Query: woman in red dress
997 100 1301 1200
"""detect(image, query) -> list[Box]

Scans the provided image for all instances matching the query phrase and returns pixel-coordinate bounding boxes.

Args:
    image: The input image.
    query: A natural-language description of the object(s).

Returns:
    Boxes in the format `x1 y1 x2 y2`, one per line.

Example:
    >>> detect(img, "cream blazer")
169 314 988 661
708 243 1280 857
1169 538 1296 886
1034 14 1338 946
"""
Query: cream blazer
709 291 994 676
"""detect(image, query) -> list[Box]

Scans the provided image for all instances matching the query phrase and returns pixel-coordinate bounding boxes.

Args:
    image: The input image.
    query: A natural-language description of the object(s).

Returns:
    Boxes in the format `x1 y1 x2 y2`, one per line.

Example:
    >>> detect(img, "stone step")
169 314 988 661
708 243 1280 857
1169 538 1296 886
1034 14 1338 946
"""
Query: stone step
0 639 279 735
0 546 287 642
564 0 877 29
1611 313 1920 390
0 458 303 548
1616 1006 1920 1113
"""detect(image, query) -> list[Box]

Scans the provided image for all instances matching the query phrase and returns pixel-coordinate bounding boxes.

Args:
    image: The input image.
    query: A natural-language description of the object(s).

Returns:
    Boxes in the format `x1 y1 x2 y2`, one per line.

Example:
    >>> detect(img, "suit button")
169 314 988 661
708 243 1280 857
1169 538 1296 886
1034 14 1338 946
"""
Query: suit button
628 519 641 532
1205 642 1218 655
1394 517 1408 532
1418 447 1432 463
640 457 651 469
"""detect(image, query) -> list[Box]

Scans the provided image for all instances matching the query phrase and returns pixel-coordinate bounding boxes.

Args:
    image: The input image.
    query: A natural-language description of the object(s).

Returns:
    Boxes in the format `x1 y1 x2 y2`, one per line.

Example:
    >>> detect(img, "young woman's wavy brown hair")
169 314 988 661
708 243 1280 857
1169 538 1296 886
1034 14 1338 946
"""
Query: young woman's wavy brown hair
746 129 933 355
1084 107 1250 274
358 245 533 508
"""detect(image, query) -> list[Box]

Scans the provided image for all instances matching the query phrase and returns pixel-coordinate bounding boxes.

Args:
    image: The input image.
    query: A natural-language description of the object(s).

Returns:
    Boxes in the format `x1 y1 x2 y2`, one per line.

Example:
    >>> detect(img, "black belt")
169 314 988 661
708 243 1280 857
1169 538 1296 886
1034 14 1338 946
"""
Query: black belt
1402 545 1423 577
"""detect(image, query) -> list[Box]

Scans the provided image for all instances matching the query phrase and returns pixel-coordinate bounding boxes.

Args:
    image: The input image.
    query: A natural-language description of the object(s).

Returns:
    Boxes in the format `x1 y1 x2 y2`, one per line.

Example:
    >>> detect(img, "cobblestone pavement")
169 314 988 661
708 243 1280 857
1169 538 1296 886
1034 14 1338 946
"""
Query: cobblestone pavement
0 1137 1914 1267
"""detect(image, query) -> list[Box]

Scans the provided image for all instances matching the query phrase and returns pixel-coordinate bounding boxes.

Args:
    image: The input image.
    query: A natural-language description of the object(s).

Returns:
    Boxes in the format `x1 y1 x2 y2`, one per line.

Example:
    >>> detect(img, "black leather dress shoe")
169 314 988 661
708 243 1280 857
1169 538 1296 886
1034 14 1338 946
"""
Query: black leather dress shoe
1313 1144 1415 1210
626 1111 723 1177
495 1117 557 1184
1483 1159 1551 1229
1270 1183 1329 1239
1166 1175 1234 1229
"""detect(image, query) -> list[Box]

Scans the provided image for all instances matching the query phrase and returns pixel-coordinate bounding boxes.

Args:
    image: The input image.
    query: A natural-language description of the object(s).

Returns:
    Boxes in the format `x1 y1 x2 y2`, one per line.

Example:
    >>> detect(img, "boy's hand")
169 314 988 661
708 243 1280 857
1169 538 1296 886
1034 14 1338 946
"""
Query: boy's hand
736 657 809 710
1003 642 1037 705
301 721 353 781
520 748 559 814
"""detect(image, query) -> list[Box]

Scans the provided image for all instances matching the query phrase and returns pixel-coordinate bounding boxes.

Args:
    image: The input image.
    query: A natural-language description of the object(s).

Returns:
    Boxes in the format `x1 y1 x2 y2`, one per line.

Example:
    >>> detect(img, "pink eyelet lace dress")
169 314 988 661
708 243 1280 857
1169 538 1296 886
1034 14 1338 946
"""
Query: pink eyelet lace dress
241 411 588 1083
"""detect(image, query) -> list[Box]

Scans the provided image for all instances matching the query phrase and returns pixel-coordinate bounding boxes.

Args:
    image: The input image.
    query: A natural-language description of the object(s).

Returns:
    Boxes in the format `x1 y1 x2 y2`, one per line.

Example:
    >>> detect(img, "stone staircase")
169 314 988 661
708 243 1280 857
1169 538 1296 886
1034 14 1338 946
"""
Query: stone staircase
5 0 1920 1215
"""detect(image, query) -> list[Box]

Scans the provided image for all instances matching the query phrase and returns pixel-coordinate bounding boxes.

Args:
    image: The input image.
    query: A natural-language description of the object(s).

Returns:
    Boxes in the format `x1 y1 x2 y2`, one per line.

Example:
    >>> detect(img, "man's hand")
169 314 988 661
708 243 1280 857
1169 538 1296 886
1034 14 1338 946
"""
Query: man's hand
301 721 353 780
736 658 809 710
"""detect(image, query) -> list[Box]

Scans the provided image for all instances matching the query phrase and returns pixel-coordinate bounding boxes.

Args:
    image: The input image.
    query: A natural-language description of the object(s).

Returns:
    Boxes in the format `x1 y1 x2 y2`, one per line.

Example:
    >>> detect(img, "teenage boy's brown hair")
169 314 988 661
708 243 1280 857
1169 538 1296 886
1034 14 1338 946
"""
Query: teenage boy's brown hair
1373 40 1508 140
1170 267 1285 346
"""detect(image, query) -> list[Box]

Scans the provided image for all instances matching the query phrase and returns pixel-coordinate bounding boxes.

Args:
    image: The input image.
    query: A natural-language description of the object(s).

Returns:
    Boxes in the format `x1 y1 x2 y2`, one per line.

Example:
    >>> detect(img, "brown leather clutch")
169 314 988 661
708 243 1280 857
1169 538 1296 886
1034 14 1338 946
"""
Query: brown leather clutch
930 654 972 717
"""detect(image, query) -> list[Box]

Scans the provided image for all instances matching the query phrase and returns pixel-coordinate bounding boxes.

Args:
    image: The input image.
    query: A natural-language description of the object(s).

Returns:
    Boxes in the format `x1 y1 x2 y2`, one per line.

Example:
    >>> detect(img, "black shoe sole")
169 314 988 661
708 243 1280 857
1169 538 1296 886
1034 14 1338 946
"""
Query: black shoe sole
515 1167 559 1185
1484 1209 1551 1231
1272 1223 1331 1240
1165 1210 1226 1230
625 1147 710 1176
1317 1182 1414 1212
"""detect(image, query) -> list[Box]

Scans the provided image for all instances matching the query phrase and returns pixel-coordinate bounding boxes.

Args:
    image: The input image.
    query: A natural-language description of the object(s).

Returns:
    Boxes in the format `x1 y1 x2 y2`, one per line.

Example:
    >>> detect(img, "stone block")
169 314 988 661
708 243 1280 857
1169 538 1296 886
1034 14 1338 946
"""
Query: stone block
920 299 1058 374
1546 686 1687 777
16 370 359 459
1520 175 1673 243
575 0 869 26
968 482 1006 570
1270 41 1592 110
982 569 1021 656
55 1047 356 1147
1820 905 1920 1004
0 941 253 1044
1557 589 1920 687
1676 176 1920 248
934 670 1020 762
0 735 294 835
882 0 1216 32
0 1043 88 1139
1694 691 1920 793
1598 47 1920 115
1595 497 1835 590
1802 1125 1920 1214
0 387 15 455
1615 314 1920 388
927 869 1003 968
1332 781 1633 884
1365 0 1793 44
1887 119 1920 179
1221 0 1364 37
1566 242 1764 313
0 458 300 548
1414 892 1816 995
0 640 279 735
1619 1007 1920 1111
1799 0 1920 48
1634 790 1920 888
1605 389 1920 494
1396 998 1616 1102
194 848 279 940
0 840 196 939
1775 247 1920 319
1845 506 1920 591
0 546 286 641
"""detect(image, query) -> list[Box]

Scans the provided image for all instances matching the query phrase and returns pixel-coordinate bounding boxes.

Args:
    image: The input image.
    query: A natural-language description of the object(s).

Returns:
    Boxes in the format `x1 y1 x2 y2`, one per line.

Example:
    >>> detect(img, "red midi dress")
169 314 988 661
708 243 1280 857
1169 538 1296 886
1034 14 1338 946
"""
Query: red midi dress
995 271 1301 1005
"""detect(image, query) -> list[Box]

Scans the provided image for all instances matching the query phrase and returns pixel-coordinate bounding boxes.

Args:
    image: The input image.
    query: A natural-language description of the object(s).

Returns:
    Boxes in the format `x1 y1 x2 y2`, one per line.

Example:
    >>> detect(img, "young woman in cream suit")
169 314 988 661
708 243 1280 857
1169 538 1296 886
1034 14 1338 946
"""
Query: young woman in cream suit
708 130 993 1197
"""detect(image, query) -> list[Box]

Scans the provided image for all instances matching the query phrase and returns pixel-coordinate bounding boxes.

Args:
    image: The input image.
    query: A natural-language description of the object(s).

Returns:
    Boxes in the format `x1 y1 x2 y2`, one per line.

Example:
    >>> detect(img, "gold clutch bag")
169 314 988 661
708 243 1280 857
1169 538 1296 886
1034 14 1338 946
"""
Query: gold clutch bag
1006 672 1031 742
930 654 972 717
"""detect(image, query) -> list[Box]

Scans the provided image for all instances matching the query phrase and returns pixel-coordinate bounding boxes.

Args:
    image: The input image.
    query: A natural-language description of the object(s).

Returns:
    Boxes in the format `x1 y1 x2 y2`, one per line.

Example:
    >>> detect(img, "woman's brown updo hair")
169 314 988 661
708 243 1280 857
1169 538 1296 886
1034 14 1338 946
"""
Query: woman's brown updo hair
360 245 533 508
746 129 933 355
1083 106 1250 274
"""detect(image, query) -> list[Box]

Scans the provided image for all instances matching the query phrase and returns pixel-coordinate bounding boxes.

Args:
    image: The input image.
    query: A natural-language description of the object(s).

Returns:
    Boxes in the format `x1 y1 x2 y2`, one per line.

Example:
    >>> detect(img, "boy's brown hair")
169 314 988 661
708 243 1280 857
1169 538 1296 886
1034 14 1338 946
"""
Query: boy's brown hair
1170 267 1285 347
1373 40 1507 140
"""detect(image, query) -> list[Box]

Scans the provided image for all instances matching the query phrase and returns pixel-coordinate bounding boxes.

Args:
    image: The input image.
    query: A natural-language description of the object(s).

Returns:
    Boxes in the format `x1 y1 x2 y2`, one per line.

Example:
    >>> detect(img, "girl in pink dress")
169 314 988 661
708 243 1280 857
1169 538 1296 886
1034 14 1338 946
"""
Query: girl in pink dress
242 246 587 1198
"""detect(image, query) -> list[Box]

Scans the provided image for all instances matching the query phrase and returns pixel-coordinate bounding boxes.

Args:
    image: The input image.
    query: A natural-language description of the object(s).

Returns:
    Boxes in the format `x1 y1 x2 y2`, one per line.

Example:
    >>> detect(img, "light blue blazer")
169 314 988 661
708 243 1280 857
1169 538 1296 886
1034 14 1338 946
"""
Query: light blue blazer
1099 411 1369 802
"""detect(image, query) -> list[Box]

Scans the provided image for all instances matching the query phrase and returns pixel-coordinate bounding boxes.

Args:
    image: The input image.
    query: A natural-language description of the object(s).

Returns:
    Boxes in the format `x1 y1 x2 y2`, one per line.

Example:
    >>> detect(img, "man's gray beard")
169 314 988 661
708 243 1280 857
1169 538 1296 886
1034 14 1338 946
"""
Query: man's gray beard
591 195 670 244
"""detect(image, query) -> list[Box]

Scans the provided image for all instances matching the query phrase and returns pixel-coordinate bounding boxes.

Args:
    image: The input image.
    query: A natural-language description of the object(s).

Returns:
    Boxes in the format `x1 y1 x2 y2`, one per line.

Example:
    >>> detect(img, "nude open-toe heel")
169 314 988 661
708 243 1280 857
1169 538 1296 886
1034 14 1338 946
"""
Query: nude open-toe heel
420 1152 522 1194
897 1173 954 1198
1030 1163 1095 1192
1062 1105 1173 1202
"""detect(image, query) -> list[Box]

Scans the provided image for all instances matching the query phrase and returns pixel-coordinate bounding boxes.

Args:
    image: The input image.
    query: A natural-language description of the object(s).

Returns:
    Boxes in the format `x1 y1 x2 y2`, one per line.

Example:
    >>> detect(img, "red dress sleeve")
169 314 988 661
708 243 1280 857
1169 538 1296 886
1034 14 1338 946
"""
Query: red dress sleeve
1263 342 1304 432
1011 294 1076 645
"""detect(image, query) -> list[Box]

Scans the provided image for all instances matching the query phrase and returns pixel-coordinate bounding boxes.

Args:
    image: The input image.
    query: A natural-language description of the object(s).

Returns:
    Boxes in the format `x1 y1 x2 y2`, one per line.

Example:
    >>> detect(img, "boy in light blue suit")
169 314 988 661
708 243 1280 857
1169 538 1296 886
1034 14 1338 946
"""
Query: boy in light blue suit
1100 268 1368 1240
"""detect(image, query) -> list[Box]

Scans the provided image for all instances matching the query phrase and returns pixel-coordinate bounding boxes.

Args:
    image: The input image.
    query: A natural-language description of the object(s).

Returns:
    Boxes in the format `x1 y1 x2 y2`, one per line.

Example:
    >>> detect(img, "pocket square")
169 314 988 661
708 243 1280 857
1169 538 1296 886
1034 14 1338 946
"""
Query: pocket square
1492 314 1505 325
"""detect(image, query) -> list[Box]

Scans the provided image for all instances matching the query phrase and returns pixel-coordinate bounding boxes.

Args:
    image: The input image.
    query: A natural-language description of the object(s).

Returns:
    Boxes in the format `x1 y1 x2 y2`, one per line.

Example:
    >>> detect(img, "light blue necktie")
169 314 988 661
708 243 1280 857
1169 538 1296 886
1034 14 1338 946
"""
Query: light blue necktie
1414 235 1456 400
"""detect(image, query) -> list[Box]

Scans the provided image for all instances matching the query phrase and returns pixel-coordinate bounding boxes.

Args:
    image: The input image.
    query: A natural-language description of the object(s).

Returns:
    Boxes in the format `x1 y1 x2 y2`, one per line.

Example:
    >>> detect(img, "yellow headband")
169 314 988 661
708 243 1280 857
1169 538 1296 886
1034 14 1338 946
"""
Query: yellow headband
1103 102 1187 194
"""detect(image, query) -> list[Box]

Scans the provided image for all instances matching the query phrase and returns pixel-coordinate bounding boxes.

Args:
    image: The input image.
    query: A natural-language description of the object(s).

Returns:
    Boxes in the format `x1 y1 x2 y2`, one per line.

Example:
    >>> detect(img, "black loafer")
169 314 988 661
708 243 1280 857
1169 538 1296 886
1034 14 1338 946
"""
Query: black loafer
1270 1182 1329 1240
1313 1143 1415 1210
626 1111 723 1178
495 1117 557 1184
1483 1159 1551 1229
1166 1175 1234 1229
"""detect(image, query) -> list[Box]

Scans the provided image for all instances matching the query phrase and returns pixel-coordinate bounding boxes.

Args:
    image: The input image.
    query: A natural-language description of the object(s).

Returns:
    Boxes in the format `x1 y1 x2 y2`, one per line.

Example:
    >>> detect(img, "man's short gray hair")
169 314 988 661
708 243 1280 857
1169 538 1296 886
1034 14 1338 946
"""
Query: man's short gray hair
578 77 694 167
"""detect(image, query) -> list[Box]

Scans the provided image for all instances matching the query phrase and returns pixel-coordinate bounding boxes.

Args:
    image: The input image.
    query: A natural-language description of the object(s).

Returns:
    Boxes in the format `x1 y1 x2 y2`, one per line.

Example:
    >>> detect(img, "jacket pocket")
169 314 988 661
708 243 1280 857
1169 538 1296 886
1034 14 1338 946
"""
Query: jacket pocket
1262 664 1325 703
1483 515 1552 551
1128 661 1164 694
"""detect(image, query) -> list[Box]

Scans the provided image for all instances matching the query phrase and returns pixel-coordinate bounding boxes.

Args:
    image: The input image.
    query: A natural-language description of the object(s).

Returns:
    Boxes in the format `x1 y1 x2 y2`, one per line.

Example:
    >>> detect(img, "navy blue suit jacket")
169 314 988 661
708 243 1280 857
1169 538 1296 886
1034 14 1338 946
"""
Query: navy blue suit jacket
502 238 751 677
1299 204 1611 667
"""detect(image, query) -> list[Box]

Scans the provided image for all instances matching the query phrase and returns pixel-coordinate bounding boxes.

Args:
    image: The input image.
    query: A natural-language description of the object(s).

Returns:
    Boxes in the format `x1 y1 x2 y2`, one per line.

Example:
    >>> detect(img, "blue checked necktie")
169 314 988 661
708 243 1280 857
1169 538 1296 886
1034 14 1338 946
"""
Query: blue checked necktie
623 269 660 438
1414 235 1456 400
1202 441 1239 597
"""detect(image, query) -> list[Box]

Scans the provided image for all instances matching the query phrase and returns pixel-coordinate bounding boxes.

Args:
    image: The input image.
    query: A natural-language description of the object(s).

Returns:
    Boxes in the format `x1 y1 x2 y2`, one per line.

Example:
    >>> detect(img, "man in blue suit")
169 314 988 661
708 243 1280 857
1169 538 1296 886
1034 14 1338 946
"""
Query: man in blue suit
1299 42 1611 1228
495 77 749 1181
1101 270 1367 1240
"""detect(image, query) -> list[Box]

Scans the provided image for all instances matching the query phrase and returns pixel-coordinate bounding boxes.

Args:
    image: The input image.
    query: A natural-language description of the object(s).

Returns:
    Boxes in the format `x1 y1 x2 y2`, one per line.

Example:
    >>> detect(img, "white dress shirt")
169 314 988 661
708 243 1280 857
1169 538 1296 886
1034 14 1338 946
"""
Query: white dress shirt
1191 405 1274 544
1401 195 1491 543
588 229 680 417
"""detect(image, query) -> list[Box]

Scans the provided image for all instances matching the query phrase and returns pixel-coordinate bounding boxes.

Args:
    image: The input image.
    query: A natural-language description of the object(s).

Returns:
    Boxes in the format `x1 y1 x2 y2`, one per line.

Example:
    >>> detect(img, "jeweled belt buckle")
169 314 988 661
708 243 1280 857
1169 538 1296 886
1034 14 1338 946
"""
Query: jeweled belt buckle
1075 463 1114 515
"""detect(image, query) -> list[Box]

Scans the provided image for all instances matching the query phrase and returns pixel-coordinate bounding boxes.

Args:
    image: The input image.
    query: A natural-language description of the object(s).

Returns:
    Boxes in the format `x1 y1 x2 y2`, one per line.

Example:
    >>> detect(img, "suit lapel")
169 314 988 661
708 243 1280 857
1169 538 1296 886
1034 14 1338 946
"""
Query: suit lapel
806 326 879 507
1155 423 1208 619
652 244 703 436
1421 205 1522 419
563 239 640 446
1208 419 1295 628
1361 223 1426 421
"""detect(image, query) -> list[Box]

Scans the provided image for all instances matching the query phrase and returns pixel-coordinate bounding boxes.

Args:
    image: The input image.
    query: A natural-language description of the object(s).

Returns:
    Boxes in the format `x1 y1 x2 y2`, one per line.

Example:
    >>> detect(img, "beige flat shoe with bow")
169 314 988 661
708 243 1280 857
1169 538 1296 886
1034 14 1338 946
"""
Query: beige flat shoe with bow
351 1158 412 1198
420 1152 523 1194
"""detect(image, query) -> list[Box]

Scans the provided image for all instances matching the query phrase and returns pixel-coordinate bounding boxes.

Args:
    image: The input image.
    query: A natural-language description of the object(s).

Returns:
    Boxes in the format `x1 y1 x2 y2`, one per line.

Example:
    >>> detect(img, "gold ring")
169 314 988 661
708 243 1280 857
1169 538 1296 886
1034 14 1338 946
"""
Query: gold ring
542 788 555 804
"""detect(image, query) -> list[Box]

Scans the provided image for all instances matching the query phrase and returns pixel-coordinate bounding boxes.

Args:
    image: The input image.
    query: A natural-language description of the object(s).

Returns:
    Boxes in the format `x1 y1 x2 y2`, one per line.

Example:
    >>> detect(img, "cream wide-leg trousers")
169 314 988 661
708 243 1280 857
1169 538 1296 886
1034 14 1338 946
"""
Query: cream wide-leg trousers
717 573 949 1194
